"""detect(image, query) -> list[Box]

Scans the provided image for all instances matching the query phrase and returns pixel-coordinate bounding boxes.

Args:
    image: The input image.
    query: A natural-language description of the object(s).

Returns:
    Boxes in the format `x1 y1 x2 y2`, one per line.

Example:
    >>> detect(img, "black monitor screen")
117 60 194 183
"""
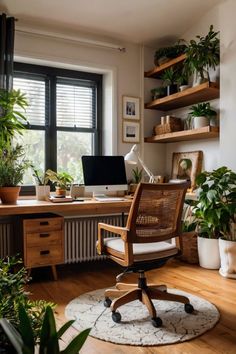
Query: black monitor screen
82 156 127 186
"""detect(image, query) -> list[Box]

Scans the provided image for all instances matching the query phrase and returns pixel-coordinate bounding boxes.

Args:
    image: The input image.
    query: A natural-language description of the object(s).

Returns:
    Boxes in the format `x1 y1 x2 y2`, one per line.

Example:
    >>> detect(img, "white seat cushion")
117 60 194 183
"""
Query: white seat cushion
103 237 178 261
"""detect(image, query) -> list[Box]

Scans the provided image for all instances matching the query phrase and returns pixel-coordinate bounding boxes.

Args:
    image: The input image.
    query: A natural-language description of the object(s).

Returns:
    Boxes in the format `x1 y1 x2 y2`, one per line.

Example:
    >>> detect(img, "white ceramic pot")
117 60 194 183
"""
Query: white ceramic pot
197 236 220 269
219 238 236 279
179 85 190 92
193 116 209 129
35 185 50 201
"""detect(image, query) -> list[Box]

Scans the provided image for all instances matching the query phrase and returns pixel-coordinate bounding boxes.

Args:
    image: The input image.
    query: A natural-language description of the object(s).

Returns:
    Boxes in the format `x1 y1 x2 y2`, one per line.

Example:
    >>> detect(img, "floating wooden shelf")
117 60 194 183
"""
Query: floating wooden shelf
144 126 219 143
145 81 219 111
144 54 186 79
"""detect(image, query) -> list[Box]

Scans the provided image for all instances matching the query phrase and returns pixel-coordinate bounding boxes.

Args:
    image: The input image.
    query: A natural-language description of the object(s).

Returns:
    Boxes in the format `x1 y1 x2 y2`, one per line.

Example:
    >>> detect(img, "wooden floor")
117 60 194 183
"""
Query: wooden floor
27 260 236 354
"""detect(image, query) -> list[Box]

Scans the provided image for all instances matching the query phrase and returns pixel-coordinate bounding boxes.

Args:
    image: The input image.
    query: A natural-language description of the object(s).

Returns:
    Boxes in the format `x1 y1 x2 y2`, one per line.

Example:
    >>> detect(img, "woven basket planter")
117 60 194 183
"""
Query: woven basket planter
179 231 199 264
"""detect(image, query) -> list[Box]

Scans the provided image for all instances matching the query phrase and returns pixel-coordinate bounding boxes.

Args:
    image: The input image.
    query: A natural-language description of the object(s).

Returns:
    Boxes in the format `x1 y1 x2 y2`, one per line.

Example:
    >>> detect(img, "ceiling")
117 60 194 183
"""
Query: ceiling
0 0 224 46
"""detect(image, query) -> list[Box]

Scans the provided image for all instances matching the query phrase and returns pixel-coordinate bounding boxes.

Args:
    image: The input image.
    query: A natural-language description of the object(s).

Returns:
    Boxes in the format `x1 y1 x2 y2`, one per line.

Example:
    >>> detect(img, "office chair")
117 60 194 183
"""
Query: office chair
97 182 194 327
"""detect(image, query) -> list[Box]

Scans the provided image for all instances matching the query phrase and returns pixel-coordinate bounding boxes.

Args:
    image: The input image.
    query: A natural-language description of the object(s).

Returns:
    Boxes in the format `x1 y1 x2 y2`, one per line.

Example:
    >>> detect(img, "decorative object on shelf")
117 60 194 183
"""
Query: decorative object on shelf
45 169 73 197
153 116 183 135
184 25 220 85
171 151 203 191
194 166 236 273
122 95 140 120
154 40 187 66
176 68 190 91
122 121 140 143
150 86 167 100
189 102 217 129
0 145 30 204
125 144 157 183
161 67 179 95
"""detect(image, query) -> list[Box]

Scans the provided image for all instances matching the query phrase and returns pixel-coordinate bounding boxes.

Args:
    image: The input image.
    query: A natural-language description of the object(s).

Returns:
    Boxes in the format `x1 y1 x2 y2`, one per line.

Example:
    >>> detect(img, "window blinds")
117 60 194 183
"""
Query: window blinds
13 77 46 126
56 79 96 129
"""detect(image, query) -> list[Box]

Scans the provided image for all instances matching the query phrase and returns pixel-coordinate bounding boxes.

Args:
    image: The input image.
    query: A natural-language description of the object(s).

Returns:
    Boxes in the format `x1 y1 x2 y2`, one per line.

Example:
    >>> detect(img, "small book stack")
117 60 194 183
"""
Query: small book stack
49 196 73 203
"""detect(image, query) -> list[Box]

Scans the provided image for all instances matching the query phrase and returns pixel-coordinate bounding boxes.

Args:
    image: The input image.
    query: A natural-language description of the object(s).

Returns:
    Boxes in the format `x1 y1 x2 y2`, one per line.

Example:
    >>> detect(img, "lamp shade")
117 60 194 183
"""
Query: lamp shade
124 145 138 164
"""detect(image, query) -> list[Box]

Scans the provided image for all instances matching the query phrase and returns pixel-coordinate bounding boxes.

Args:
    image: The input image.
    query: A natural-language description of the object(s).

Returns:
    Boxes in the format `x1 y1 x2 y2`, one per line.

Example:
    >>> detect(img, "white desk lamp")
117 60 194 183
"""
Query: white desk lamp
124 144 156 183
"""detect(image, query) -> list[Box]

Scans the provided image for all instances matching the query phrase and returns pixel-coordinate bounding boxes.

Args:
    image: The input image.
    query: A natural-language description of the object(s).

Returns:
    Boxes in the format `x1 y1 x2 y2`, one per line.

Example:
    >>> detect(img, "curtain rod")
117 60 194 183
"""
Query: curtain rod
16 27 126 52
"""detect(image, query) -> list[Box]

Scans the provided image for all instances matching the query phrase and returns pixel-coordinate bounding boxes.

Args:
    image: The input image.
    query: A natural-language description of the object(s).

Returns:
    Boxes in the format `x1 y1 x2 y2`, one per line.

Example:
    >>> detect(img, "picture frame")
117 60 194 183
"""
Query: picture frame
122 96 140 120
123 121 140 143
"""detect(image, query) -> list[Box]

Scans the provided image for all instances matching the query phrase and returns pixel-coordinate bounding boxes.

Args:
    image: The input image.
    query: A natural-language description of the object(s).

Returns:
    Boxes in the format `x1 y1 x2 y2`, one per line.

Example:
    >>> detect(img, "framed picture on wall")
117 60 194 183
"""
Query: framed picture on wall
122 96 140 120
123 121 140 143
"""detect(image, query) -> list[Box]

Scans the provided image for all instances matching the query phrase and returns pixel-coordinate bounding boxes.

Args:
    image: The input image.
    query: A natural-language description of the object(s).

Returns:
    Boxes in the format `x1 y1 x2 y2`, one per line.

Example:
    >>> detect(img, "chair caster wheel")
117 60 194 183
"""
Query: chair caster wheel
112 311 121 323
151 317 162 327
104 297 112 308
185 303 194 313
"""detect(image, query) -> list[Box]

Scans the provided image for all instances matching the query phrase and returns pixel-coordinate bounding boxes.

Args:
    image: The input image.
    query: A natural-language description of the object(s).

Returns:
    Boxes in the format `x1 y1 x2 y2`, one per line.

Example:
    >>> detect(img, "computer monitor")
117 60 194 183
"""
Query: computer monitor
82 155 128 195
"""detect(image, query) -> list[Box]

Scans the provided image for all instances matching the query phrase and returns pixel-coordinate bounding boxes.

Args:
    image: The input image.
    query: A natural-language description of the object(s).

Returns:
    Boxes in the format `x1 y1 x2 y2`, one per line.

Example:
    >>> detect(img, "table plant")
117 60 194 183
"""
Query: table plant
129 167 143 194
0 145 30 204
189 102 217 129
194 166 236 270
31 166 50 201
184 25 220 85
45 169 73 197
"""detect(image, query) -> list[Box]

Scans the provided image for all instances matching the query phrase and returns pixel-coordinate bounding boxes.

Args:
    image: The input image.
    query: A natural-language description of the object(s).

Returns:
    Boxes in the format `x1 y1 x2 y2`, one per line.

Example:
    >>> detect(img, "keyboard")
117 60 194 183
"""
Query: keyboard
95 197 124 202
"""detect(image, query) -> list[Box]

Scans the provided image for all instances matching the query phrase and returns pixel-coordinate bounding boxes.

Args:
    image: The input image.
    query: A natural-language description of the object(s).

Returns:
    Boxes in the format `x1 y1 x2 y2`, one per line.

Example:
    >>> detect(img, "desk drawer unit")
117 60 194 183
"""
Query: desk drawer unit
23 215 64 270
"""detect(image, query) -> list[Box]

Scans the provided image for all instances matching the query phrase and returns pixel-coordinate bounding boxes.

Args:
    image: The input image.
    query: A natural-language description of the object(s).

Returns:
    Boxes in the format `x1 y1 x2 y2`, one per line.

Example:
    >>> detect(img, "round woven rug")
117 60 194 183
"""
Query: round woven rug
65 288 220 346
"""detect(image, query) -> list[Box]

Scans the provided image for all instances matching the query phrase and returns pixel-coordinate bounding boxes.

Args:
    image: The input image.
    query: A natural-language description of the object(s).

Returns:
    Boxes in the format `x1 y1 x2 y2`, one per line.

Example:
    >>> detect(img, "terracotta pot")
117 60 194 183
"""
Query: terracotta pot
55 186 66 197
0 186 21 204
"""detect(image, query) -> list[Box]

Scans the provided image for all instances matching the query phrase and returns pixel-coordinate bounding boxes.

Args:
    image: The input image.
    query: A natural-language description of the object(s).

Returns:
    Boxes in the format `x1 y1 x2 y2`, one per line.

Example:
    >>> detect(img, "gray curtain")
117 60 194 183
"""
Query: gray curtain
0 13 15 91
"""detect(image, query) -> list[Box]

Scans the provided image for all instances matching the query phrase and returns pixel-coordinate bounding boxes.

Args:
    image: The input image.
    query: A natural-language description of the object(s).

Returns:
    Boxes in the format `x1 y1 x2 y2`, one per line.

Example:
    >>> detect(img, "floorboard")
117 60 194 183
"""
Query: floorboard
27 260 236 353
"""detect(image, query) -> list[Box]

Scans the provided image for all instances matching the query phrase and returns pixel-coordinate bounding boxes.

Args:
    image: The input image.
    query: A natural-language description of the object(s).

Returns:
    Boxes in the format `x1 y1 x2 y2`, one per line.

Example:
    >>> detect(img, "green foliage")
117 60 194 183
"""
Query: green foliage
45 169 73 189
132 167 143 184
176 68 189 86
150 86 166 99
0 256 55 348
0 304 91 354
0 144 30 187
154 41 187 65
31 165 49 186
161 67 180 85
184 25 220 80
0 89 28 146
194 166 236 239
189 102 216 118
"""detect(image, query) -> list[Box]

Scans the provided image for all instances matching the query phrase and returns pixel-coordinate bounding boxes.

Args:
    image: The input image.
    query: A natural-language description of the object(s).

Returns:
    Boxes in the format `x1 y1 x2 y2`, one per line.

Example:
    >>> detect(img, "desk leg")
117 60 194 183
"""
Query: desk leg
51 265 58 281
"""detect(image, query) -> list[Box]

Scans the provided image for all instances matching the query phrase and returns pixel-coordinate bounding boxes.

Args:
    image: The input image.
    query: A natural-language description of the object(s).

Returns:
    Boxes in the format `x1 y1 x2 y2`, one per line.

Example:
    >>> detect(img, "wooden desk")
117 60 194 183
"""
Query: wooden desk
0 198 132 217
0 199 132 279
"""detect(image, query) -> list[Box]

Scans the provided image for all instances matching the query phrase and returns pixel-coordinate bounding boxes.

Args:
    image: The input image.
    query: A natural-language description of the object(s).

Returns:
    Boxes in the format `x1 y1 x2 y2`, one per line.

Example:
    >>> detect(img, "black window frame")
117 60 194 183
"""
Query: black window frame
13 62 103 195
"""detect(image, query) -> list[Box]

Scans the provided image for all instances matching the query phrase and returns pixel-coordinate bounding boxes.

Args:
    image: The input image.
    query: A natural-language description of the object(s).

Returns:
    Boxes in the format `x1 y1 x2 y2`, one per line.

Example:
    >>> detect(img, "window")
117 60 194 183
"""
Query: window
13 63 102 190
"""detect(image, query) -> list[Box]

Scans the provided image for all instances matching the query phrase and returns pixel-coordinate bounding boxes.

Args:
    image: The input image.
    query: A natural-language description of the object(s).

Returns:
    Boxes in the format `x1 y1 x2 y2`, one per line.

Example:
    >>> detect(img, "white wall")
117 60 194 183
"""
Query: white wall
165 5 220 174
14 30 142 161
219 0 236 170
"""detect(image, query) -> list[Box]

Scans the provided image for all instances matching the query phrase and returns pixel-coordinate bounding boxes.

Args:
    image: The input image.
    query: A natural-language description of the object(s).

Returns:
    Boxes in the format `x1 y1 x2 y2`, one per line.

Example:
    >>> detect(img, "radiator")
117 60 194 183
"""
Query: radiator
0 219 12 258
65 214 125 263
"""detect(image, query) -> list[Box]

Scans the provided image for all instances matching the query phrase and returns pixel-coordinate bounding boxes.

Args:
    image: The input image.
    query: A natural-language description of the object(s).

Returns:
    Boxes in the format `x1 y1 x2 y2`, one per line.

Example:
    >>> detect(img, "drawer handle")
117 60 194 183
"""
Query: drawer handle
40 221 49 226
40 250 50 255
39 233 50 238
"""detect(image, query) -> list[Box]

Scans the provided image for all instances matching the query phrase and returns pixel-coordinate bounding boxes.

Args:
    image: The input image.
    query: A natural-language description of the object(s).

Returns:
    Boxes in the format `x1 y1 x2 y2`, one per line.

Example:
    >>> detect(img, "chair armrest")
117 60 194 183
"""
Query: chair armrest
97 222 129 255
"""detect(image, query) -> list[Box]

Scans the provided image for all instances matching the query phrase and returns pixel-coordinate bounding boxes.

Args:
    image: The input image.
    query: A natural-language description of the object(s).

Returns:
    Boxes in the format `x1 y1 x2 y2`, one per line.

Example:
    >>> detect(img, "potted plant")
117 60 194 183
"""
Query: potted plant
161 67 179 95
184 25 220 85
45 169 73 197
176 69 190 92
0 145 30 204
154 41 187 66
0 89 28 146
129 167 143 194
0 304 90 354
0 256 55 351
31 166 50 201
150 86 167 100
189 102 217 129
219 223 236 279
194 167 236 269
